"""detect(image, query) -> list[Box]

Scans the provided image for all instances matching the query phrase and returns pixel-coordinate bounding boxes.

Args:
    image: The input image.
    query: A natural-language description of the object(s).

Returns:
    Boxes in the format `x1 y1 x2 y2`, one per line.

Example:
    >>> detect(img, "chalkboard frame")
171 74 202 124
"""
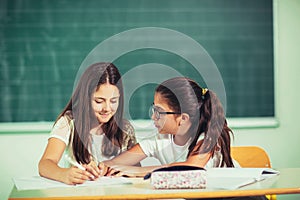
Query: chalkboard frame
1 0 276 127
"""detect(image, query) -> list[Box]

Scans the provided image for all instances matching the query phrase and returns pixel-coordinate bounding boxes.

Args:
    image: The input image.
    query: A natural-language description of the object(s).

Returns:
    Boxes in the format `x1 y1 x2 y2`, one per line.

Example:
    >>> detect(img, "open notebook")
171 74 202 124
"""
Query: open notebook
13 176 132 191
206 168 279 190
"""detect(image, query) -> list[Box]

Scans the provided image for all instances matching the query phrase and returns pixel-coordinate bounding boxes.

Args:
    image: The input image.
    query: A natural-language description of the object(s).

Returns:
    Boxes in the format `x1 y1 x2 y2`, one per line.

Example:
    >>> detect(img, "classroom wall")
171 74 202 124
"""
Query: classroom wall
0 0 299 199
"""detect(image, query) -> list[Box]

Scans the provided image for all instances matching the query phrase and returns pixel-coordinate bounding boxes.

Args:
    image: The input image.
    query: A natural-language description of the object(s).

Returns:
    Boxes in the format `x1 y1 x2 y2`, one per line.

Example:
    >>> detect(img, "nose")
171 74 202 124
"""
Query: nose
151 113 156 120
151 112 159 121
102 102 112 112
149 108 156 120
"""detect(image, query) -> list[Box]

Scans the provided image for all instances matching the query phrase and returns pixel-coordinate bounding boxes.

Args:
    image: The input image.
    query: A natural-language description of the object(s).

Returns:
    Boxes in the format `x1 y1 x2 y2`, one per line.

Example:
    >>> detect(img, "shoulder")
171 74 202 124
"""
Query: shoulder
139 131 169 148
50 111 74 145
63 110 74 122
54 110 73 126
53 116 70 129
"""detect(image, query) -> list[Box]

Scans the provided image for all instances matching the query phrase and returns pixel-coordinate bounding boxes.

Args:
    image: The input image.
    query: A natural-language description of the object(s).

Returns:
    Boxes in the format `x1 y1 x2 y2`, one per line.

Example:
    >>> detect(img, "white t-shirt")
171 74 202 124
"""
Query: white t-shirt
139 133 239 168
139 134 189 165
49 116 115 166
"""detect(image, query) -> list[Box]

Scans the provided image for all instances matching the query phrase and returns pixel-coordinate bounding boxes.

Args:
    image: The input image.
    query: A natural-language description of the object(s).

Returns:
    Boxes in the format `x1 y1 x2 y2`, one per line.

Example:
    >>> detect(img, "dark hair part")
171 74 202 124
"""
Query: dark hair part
155 77 234 167
56 62 125 164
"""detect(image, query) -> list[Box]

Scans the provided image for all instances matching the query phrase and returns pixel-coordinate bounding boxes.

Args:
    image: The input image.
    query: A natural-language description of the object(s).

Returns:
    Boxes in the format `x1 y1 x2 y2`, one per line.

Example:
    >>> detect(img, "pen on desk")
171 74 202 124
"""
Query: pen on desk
64 155 86 171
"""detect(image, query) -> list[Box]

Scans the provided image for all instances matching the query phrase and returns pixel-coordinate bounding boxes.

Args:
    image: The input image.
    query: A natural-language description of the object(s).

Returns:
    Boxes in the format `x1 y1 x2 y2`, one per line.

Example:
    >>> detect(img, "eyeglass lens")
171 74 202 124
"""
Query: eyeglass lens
149 106 160 119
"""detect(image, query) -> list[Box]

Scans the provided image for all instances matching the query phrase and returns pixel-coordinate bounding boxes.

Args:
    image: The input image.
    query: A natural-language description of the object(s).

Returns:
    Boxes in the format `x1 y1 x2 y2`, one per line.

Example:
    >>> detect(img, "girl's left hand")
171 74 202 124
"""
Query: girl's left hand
99 163 146 178
83 160 100 179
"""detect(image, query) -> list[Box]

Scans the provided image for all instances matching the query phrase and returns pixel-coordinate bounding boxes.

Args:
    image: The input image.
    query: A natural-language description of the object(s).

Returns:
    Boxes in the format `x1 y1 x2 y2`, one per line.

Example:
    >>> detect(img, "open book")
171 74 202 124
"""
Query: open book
206 168 279 190
13 176 132 191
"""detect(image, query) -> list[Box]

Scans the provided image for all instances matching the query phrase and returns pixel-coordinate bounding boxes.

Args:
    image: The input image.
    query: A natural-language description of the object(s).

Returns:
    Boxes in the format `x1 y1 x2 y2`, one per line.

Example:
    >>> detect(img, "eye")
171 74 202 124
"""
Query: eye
110 98 119 104
94 99 103 104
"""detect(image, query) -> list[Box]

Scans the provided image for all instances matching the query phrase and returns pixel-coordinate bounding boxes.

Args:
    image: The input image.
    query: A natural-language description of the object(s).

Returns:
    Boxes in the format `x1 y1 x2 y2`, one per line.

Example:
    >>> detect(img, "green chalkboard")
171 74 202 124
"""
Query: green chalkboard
0 0 274 122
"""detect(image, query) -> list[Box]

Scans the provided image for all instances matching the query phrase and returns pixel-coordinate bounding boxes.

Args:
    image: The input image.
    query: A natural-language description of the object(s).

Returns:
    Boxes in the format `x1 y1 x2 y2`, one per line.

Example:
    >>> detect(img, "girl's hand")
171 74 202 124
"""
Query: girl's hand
98 162 112 176
98 162 147 178
98 162 129 177
98 162 124 176
83 160 100 179
61 167 94 185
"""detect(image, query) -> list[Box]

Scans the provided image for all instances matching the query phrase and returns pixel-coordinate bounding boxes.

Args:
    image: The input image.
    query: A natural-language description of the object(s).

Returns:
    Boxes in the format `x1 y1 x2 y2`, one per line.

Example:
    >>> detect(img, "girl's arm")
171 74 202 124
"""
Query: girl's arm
101 144 146 167
168 152 212 168
38 138 93 185
99 164 164 177
168 139 212 168
99 143 212 177
99 144 166 177
98 151 211 177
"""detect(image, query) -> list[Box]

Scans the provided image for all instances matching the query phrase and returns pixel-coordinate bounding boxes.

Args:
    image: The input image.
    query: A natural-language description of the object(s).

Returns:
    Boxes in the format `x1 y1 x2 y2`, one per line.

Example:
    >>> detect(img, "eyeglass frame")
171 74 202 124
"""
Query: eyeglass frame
150 103 181 120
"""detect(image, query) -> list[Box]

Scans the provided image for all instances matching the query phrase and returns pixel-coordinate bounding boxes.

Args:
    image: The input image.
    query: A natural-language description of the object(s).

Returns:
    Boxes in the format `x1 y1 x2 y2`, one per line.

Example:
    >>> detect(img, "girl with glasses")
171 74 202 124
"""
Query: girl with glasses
99 76 238 177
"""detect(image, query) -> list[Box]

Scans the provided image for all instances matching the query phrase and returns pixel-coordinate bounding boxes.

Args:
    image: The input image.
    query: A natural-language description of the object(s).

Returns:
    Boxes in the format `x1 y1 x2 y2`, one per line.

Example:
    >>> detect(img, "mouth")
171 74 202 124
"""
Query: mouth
154 123 160 129
99 113 111 118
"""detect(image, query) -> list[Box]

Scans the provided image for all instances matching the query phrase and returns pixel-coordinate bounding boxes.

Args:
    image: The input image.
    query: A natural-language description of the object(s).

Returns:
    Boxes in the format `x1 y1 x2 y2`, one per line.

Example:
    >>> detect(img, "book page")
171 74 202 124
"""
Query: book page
13 176 132 191
206 168 279 189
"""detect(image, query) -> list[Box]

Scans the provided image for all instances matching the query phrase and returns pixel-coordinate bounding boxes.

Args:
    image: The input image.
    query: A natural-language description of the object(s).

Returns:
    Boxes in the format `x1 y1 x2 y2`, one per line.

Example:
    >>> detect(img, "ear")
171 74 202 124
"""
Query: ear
179 113 190 126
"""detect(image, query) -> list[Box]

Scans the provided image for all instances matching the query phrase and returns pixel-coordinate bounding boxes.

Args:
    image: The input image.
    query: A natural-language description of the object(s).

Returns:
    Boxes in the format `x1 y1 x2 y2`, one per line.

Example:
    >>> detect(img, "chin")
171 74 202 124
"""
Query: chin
158 129 167 134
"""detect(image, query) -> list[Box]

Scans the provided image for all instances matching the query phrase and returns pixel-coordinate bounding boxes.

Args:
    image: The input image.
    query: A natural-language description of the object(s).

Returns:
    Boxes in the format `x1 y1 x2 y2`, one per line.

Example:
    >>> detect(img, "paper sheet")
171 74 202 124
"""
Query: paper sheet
206 168 279 189
13 176 132 191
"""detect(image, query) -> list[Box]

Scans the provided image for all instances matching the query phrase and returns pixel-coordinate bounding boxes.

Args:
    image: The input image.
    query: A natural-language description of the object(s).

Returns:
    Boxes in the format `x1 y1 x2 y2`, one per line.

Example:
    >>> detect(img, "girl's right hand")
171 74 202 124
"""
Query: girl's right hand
83 160 101 179
62 167 94 185
98 162 112 176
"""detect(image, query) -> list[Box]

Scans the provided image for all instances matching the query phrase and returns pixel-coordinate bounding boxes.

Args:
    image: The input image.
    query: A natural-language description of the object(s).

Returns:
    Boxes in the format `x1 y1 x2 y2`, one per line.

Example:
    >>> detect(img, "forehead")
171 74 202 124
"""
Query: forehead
94 83 120 98
153 92 173 111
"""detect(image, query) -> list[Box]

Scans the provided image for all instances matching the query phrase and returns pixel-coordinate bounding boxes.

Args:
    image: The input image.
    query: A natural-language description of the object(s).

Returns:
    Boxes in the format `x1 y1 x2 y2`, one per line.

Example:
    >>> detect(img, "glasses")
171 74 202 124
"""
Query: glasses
150 104 181 120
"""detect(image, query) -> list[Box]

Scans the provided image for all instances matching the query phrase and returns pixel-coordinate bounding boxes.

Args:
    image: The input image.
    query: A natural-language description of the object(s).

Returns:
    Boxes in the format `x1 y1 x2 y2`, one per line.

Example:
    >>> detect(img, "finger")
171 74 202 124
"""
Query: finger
84 164 99 179
92 161 101 174
113 171 124 177
106 168 120 176
98 162 109 176
71 177 87 185
87 169 98 179
84 165 99 180
116 171 135 178
85 170 96 180
73 166 95 180
78 172 90 181
73 169 91 181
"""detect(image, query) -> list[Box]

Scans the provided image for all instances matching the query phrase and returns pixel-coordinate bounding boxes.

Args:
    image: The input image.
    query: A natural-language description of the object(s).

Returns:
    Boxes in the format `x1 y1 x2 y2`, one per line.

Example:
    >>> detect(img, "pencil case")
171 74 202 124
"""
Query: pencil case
144 165 206 189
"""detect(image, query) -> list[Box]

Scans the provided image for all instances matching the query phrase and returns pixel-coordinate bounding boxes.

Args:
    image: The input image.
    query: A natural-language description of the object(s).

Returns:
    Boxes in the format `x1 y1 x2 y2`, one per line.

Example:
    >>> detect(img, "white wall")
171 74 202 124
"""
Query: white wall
1 0 300 199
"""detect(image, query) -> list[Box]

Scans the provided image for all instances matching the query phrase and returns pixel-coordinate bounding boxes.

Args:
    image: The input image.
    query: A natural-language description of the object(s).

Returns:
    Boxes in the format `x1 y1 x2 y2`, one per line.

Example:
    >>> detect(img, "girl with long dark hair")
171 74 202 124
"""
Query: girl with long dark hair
39 62 136 185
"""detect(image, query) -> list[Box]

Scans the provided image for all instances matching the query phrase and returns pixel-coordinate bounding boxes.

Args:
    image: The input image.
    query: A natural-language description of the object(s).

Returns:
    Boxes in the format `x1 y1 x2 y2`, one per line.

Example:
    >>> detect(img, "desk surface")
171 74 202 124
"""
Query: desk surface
9 168 300 200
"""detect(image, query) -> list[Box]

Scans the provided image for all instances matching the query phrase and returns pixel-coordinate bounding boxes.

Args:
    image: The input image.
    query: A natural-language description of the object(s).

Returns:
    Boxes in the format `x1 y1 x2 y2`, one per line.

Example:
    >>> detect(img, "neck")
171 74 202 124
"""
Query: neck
173 121 192 146
173 134 190 146
90 124 104 135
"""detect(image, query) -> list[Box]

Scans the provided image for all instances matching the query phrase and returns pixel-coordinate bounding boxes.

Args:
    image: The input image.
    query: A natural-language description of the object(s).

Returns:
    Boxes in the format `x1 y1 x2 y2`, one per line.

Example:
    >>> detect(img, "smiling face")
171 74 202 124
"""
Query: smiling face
92 83 120 124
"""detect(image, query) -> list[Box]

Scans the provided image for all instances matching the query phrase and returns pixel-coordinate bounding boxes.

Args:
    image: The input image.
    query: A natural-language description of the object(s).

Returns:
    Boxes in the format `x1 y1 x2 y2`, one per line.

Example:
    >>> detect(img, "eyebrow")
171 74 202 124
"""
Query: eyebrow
152 103 165 111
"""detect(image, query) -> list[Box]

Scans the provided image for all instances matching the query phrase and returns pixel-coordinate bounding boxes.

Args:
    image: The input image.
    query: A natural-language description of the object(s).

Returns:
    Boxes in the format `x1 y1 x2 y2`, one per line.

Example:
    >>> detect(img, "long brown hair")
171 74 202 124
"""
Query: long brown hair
56 62 125 164
155 77 234 167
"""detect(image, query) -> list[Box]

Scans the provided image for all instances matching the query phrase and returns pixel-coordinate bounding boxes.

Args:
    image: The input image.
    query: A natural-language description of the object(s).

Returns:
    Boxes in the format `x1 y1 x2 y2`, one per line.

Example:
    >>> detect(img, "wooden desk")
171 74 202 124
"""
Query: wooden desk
9 168 300 200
